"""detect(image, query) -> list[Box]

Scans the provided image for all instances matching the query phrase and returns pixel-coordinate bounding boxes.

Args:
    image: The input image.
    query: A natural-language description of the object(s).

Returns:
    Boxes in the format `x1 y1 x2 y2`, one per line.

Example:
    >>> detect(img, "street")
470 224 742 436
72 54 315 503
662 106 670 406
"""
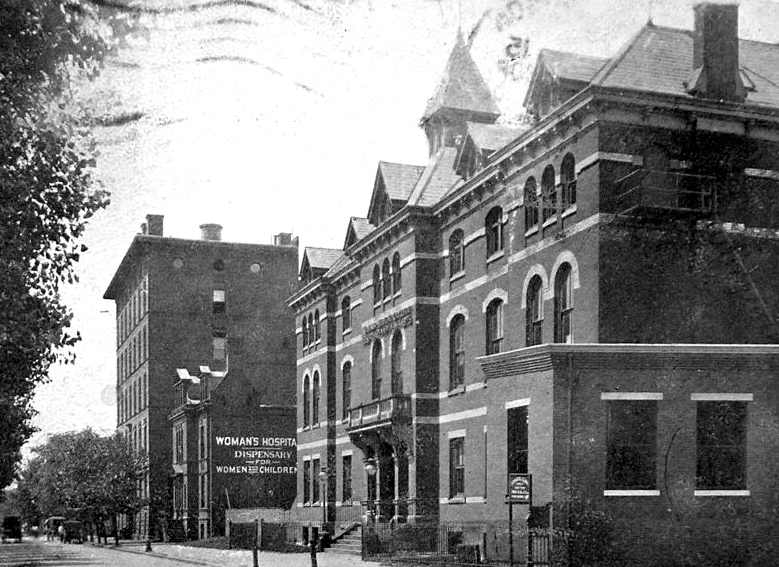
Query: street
0 539 366 567
0 539 199 567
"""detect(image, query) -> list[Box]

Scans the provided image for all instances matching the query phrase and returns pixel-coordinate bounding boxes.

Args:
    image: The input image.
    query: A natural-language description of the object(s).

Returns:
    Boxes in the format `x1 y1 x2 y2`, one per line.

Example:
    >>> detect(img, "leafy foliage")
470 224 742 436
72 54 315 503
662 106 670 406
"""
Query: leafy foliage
16 429 145 525
0 0 112 489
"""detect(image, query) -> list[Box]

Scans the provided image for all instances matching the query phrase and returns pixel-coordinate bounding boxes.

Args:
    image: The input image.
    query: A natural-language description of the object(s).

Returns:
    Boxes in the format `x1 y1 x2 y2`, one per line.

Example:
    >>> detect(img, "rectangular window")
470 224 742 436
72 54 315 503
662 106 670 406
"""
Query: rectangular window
312 458 320 503
213 335 227 361
696 401 747 490
174 425 183 464
303 460 311 504
199 422 207 460
449 437 465 498
213 289 225 314
606 401 657 490
342 455 353 503
507 406 529 474
342 305 351 332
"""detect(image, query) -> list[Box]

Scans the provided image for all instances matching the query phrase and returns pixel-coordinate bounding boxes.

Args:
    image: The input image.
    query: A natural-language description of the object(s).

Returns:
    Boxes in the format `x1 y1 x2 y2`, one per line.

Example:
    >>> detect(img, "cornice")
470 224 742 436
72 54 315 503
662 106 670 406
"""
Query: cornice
477 343 779 380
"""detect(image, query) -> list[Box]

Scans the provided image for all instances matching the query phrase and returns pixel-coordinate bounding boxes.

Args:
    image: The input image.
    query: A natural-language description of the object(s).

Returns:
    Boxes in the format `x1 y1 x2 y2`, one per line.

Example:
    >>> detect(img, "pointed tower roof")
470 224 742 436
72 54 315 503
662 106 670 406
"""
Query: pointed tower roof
422 33 500 123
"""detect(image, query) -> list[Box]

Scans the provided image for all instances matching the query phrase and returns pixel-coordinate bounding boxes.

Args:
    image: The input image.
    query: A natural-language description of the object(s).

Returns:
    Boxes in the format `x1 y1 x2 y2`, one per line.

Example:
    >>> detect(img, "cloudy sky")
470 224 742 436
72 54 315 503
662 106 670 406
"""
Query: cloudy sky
27 0 779 449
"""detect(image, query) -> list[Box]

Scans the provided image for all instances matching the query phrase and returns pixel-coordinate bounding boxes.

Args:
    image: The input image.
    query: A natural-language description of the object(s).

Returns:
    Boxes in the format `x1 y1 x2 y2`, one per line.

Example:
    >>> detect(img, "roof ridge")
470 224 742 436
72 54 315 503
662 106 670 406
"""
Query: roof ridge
591 23 654 86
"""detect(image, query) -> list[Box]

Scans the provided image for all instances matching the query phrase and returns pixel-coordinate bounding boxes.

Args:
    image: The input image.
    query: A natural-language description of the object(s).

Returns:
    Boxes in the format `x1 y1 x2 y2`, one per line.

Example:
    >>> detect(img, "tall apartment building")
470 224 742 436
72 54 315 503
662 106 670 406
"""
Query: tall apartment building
289 3 779 564
104 216 299 539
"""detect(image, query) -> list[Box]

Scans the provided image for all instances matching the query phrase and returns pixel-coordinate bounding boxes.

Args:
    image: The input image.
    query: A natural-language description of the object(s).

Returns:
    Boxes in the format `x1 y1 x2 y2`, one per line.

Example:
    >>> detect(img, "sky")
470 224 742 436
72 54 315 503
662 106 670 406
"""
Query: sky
26 0 779 451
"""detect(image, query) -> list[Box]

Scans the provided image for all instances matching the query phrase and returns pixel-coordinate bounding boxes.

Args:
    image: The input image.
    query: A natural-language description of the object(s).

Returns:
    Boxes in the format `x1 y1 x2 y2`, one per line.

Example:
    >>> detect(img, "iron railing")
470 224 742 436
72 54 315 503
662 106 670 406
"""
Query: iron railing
346 394 411 429
614 169 717 215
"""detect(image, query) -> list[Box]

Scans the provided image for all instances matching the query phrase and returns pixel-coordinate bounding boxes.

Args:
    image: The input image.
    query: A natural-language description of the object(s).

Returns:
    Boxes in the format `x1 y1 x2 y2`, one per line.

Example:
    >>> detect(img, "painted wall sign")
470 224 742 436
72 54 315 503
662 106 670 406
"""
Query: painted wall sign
213 435 297 475
362 306 414 344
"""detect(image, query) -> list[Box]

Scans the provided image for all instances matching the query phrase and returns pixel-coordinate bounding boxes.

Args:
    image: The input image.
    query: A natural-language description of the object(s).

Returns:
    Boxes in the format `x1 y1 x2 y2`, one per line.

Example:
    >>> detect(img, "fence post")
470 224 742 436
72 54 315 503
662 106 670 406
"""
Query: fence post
253 518 259 567
309 538 318 567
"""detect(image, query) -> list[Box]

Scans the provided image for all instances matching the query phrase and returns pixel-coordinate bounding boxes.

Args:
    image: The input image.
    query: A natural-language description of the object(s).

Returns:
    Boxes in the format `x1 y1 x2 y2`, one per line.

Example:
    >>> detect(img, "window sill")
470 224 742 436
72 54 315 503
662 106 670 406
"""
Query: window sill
448 385 466 397
393 291 401 299
447 496 466 505
562 204 577 218
342 328 352 337
694 490 750 497
449 270 465 284
382 297 392 305
315 339 321 347
542 217 557 229
603 490 660 497
486 250 505 265
524 226 539 237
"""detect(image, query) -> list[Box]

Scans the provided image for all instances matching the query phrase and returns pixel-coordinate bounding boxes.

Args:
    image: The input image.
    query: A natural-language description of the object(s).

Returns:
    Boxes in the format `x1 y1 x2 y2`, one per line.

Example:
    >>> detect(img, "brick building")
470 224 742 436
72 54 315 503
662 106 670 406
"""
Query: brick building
288 3 779 564
169 365 296 540
104 217 299 539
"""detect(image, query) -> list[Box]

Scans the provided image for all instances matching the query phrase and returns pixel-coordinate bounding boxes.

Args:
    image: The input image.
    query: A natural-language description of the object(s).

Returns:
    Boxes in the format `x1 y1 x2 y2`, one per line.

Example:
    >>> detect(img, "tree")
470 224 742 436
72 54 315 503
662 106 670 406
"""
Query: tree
0 0 112 489
17 429 145 538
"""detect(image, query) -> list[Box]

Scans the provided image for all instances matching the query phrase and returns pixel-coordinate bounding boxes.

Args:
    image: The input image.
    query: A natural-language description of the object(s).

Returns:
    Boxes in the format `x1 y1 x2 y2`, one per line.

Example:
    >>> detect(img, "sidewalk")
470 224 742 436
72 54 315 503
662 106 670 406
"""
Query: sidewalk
98 541 368 567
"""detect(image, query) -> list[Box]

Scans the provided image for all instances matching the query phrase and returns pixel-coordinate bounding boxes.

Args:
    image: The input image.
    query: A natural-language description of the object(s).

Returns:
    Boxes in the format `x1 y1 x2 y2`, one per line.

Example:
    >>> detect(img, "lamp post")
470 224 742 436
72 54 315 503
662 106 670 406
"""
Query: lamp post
363 458 377 524
317 469 328 527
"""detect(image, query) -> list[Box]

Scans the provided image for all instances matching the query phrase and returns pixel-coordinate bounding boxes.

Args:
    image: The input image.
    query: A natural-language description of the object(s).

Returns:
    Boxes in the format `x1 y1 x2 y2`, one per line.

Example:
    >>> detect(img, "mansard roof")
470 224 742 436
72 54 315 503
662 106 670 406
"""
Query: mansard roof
422 33 500 122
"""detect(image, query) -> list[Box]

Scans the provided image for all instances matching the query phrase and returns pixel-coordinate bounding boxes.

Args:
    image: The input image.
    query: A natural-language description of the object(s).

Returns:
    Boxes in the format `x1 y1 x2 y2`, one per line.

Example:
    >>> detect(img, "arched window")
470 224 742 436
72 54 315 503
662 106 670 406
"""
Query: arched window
561 153 576 210
314 309 321 342
554 263 573 343
391 330 403 394
485 207 504 257
373 265 381 305
449 315 465 389
342 361 351 420
486 298 504 355
392 252 402 295
302 316 308 346
526 275 544 347
303 375 311 427
524 177 538 231
542 165 556 223
371 340 382 400
382 258 391 300
308 313 314 345
449 229 465 275
342 296 351 332
312 371 320 426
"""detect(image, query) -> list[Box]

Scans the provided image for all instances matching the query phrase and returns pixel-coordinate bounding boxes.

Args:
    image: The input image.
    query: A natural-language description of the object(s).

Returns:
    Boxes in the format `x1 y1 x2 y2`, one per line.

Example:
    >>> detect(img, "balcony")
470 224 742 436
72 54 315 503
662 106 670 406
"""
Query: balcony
614 170 716 218
346 394 411 432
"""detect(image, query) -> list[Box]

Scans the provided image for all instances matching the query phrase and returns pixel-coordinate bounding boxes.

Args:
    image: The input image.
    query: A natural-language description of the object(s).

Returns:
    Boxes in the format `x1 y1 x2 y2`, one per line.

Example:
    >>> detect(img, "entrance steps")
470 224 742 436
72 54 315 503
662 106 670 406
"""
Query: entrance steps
326 524 361 555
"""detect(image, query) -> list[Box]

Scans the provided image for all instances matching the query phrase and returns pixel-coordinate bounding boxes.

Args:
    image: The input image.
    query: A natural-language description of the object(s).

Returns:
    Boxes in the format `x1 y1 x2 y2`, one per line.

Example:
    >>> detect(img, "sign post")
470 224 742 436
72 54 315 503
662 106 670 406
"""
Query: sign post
506 474 532 567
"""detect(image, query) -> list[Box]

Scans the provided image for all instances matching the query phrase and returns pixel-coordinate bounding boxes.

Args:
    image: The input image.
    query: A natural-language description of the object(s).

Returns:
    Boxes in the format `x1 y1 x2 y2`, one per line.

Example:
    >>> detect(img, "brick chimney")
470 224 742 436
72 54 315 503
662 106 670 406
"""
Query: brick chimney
272 232 298 246
200 223 222 241
689 2 745 102
146 214 164 236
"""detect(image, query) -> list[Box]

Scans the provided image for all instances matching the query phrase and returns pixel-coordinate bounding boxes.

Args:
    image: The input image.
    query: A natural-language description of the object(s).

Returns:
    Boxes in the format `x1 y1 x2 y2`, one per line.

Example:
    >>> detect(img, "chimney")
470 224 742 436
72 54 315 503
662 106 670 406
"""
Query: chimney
272 232 296 246
140 222 147 235
200 223 223 241
689 2 745 102
146 214 164 236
